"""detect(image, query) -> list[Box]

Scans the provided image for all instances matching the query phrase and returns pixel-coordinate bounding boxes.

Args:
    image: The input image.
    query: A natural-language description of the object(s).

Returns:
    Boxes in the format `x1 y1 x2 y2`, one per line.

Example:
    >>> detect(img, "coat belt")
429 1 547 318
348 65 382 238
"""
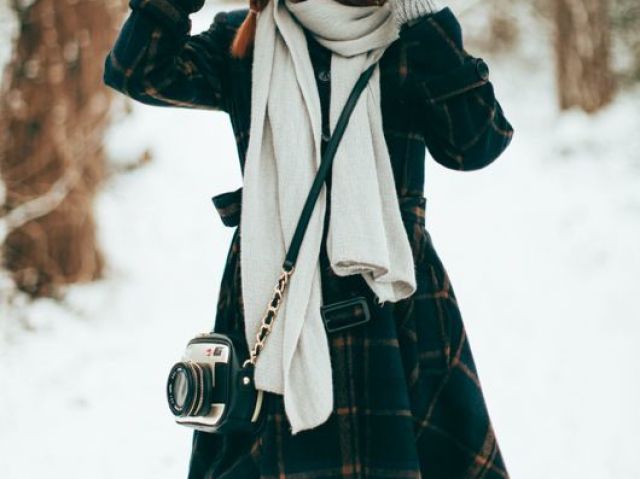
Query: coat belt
211 186 427 332
211 186 426 229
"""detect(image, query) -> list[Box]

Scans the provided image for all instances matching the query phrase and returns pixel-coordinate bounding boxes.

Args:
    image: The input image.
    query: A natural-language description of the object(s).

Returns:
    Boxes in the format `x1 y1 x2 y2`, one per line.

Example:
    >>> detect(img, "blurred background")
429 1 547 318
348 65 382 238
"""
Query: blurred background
1 0 639 477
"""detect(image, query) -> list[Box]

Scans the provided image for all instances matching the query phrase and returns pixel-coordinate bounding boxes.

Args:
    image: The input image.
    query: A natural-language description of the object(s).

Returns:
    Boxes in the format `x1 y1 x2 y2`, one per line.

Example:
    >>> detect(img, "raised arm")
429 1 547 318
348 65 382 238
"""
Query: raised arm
103 0 234 111
400 7 514 171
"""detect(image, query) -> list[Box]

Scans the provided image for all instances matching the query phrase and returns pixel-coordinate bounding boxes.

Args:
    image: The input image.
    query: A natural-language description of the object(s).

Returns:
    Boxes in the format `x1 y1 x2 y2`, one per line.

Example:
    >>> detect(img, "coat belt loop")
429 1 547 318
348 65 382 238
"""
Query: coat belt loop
211 186 242 227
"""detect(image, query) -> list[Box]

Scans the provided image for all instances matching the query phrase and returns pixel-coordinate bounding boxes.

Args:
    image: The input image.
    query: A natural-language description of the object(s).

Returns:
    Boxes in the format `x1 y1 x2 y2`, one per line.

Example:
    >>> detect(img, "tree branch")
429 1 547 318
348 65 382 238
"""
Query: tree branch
0 167 79 244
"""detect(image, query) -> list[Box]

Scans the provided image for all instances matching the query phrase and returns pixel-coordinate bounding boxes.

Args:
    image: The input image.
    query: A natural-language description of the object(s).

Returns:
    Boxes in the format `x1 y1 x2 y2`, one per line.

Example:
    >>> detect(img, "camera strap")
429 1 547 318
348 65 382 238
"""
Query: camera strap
243 62 377 368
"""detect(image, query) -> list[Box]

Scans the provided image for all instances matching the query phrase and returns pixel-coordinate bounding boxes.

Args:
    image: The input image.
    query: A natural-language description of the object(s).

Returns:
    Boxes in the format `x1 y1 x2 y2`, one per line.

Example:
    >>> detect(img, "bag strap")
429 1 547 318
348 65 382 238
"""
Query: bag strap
283 62 376 271
244 63 377 367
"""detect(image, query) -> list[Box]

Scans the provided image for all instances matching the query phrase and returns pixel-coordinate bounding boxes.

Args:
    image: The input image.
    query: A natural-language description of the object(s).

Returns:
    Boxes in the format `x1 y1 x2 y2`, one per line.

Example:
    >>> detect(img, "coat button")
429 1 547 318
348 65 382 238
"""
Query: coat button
321 130 331 142
318 70 331 82
474 58 490 81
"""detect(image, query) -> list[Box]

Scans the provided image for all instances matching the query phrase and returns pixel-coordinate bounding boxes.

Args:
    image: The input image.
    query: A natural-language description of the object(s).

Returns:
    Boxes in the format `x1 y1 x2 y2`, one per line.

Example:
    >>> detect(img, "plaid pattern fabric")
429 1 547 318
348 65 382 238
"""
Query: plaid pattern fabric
104 4 514 479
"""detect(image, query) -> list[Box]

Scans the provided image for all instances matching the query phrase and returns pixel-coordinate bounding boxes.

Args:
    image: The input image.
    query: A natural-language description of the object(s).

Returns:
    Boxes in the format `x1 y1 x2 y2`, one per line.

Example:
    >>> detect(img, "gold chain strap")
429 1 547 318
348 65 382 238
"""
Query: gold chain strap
243 265 295 368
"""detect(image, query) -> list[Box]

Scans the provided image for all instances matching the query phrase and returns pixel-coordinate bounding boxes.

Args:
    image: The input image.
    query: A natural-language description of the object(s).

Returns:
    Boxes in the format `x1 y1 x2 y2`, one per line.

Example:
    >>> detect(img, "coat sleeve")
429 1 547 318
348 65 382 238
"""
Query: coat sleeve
103 0 234 112
400 7 514 171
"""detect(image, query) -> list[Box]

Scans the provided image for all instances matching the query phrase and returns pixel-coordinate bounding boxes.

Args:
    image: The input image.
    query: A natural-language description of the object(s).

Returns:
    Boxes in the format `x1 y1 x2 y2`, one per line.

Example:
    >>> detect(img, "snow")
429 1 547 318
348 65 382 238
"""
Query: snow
1 2 640 479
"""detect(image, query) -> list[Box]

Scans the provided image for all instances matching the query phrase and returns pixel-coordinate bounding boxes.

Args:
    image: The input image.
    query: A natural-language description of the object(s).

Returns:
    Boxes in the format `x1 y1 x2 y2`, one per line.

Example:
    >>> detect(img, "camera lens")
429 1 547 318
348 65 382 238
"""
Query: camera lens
167 361 214 417
173 368 190 409
167 362 195 417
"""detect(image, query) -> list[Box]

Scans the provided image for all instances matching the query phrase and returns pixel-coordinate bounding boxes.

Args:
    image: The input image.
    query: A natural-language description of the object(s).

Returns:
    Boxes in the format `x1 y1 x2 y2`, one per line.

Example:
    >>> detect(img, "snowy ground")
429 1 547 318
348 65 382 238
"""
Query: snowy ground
1 3 640 479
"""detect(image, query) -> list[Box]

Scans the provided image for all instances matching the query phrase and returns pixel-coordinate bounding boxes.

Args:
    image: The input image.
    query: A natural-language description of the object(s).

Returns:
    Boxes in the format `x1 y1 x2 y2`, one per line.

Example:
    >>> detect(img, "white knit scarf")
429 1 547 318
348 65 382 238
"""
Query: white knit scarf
239 0 417 435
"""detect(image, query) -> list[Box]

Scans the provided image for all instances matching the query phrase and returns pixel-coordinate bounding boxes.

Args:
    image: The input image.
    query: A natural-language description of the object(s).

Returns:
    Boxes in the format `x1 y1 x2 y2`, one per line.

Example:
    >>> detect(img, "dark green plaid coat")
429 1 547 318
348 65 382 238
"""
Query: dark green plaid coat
104 1 514 478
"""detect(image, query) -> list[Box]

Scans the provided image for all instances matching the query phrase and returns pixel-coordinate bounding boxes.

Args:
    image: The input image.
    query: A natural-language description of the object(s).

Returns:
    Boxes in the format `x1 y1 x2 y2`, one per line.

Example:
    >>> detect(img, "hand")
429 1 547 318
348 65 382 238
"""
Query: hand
182 0 206 14
338 0 387 5
388 0 438 26
289 0 384 4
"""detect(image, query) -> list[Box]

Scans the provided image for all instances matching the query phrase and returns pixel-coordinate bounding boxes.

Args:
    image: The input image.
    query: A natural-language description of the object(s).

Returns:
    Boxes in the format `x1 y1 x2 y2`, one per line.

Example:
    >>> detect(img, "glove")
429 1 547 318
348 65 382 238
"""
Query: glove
388 0 438 25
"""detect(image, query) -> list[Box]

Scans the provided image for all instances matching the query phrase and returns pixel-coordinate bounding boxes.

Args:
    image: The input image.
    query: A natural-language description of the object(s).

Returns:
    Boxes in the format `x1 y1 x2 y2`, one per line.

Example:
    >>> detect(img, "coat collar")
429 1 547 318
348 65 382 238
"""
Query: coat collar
303 27 332 69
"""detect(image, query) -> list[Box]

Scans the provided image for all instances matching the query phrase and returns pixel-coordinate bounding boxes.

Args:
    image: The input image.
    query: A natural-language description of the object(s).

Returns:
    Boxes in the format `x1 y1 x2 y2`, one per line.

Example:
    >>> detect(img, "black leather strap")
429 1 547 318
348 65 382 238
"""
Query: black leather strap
283 63 377 271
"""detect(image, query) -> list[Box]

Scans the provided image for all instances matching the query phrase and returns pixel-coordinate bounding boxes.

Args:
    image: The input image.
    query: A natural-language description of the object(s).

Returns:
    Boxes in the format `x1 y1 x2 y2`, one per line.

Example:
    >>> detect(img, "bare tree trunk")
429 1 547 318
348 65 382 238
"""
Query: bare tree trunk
487 0 519 54
0 0 125 297
553 0 615 113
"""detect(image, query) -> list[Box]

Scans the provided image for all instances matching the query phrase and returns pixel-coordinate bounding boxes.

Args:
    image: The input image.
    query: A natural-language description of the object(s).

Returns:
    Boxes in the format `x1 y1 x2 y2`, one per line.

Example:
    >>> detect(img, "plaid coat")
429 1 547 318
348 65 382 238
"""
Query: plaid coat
104 2 514 478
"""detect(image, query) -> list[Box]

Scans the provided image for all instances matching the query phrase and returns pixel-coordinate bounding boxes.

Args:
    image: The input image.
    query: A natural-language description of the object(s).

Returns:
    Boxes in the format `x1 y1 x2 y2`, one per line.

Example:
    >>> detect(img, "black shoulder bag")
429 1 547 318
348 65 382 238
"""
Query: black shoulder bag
165 63 377 435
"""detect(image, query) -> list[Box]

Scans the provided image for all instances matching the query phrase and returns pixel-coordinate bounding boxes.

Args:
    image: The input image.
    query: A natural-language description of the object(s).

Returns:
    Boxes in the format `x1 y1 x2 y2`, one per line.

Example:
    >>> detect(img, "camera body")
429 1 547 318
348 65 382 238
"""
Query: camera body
166 332 265 434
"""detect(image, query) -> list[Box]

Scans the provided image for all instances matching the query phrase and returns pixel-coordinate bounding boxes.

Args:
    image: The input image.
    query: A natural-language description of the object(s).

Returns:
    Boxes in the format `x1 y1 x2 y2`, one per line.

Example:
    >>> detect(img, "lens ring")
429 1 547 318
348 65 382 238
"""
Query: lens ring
189 362 205 417
167 362 196 417
188 362 214 417
197 364 213 417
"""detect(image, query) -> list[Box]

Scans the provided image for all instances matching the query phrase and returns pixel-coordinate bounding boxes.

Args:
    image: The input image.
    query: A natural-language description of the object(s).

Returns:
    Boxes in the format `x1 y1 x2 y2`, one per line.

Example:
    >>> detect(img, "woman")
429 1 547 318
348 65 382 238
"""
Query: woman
103 0 514 477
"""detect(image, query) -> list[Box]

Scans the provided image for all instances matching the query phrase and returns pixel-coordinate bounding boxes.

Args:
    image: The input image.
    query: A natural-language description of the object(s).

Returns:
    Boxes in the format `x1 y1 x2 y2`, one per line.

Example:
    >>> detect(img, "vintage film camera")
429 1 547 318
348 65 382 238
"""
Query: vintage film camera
166 332 266 434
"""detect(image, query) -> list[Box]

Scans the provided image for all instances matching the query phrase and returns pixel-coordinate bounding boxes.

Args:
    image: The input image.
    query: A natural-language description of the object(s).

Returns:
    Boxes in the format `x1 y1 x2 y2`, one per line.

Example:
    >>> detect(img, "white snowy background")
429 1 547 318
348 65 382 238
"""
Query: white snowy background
1 1 639 478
